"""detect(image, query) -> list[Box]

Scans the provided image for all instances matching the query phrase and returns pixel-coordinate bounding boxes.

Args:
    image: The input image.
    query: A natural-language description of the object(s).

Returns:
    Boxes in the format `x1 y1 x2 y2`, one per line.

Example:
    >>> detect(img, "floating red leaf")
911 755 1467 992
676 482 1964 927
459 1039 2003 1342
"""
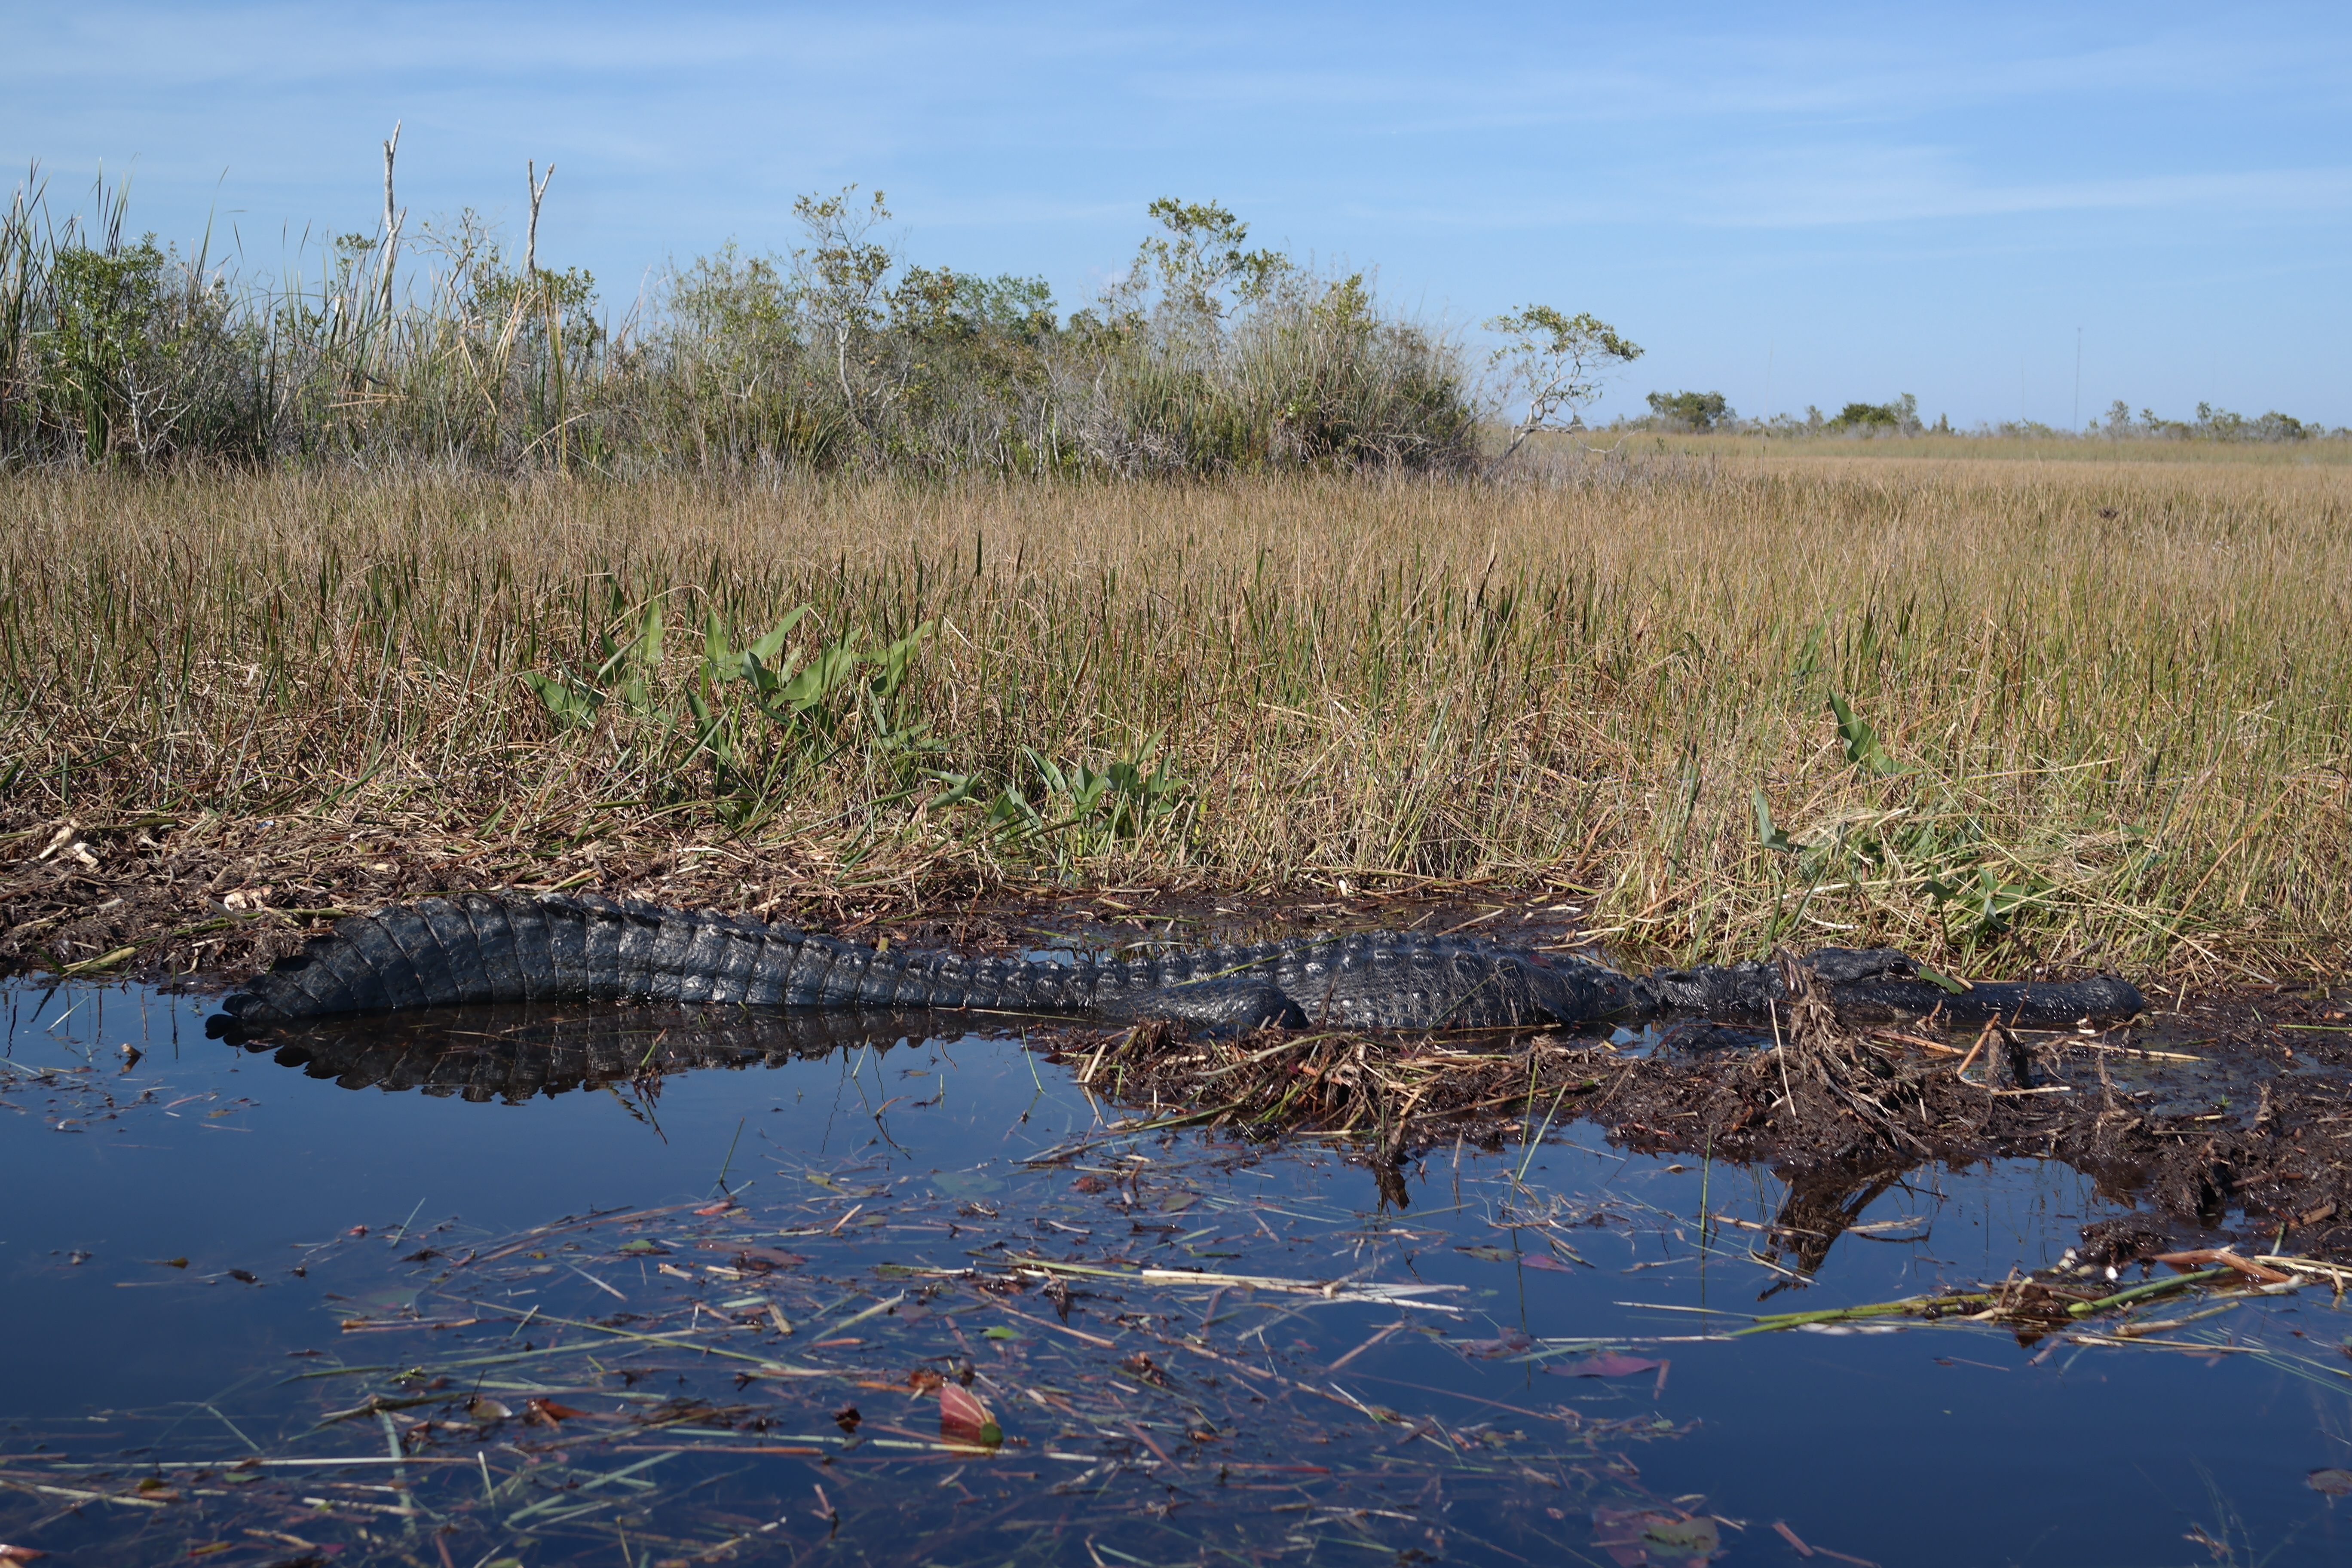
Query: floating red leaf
1459 1331 1534 1359
1550 1354 1663 1378
735 1246 806 1271
939 1383 1002 1448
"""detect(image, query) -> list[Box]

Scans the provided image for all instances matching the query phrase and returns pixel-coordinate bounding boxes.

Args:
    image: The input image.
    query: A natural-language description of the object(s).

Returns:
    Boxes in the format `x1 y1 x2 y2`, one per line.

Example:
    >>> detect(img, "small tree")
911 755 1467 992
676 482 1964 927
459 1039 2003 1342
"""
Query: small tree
1829 401 1899 429
1133 197 1289 334
791 187 897 433
1483 306 1641 464
1825 393 1921 435
1645 389 1730 432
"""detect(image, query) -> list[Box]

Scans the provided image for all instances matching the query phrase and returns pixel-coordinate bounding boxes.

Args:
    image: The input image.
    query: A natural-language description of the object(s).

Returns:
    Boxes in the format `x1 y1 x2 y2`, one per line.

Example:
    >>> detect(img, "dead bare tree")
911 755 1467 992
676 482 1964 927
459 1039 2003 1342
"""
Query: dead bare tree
377 121 406 318
524 159 554 278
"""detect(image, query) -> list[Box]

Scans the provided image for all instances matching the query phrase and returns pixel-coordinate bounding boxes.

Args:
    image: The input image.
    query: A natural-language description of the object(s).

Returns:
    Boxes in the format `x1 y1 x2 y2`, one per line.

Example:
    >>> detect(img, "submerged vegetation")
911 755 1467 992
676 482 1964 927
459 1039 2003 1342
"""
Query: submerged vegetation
2 450 2346 983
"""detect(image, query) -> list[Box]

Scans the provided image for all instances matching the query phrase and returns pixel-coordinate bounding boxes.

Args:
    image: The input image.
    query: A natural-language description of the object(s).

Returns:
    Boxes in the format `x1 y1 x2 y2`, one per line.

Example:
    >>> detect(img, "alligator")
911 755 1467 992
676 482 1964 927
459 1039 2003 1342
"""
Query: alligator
211 891 2145 1035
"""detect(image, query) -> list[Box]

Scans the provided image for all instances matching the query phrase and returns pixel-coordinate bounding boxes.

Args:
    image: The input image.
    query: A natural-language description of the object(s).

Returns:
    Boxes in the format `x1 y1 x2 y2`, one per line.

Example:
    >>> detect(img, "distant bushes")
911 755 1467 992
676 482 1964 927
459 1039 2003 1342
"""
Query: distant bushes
0 179 1479 476
1644 390 1730 432
1825 395 1919 433
2100 399 2332 443
5 162 2337 474
1620 387 2340 442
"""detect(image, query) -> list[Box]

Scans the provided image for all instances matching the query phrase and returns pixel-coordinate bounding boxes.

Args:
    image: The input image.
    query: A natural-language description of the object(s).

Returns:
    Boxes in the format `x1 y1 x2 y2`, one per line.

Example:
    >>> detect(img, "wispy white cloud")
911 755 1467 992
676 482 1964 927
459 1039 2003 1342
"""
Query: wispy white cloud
1330 156 2352 234
1125 23 2346 129
1696 156 2352 228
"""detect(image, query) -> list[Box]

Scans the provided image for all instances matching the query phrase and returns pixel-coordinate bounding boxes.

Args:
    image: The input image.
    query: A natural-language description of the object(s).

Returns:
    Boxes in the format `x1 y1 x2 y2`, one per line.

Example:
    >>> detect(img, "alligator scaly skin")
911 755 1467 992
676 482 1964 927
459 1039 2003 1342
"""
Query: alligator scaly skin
213 891 2144 1033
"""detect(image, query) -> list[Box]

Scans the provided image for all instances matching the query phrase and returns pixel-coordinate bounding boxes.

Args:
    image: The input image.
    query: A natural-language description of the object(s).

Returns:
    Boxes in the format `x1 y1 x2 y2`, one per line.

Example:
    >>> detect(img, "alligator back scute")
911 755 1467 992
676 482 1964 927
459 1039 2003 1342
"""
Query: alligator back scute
503 897 558 1000
333 915 429 1011
371 903 450 1003
276 932 372 1018
221 939 328 1022
574 897 625 992
459 894 529 1004
535 898 588 994
672 917 727 1004
413 900 487 1001
592 896 654 998
917 952 966 1010
857 946 908 1006
740 926 803 1008
697 913 764 1004
698 916 762 1006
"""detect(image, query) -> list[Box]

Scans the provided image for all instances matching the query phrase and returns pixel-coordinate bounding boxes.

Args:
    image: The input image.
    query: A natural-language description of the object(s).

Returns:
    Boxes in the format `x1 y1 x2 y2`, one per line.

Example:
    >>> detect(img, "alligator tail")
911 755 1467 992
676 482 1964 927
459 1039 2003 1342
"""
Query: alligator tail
220 894 1326 1031
218 893 1062 1023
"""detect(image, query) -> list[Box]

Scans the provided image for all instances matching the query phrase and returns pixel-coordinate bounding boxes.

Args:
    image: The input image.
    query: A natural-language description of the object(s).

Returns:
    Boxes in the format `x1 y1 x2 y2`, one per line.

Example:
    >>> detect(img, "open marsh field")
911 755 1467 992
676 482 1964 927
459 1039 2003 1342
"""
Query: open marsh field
6 447 2352 1565
3 447 2347 984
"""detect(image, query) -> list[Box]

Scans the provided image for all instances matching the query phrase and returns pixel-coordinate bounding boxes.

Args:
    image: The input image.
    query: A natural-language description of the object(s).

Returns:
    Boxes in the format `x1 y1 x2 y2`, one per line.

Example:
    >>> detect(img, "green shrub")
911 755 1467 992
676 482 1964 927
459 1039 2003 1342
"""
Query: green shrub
1645 389 1730 432
0 175 1477 477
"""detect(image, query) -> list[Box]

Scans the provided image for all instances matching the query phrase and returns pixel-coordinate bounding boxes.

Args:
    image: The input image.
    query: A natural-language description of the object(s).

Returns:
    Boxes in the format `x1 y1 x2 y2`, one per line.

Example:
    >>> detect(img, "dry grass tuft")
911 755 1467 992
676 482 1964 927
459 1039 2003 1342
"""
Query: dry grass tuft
1748 954 1932 1157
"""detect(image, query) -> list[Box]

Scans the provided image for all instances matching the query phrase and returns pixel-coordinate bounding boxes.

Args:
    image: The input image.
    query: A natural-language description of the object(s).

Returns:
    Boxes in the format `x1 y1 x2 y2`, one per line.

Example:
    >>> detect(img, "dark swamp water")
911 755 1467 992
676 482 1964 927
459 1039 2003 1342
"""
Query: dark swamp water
6 983 2352 1568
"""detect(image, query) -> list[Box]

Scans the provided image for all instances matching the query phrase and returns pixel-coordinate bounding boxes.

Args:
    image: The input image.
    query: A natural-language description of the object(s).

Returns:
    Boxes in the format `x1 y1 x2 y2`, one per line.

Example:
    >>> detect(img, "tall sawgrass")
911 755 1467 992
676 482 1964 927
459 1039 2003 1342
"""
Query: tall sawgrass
3 451 2345 980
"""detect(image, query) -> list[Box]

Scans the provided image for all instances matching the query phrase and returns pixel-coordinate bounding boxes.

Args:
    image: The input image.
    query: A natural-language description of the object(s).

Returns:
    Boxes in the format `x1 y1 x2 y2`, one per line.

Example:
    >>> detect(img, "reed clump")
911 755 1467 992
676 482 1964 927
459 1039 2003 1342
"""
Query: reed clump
1 448 2347 981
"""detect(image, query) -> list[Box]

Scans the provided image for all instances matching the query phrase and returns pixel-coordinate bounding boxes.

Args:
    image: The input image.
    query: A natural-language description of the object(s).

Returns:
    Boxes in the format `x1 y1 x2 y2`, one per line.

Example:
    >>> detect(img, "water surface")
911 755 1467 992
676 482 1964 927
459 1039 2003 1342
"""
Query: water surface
4 982 2347 1565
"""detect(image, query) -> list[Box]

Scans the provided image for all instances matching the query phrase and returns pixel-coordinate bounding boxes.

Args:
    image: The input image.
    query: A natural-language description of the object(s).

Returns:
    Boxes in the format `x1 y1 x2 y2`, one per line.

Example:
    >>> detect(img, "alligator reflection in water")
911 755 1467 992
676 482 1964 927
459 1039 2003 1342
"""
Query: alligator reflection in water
218 1002 994 1102
1755 1161 1923 1292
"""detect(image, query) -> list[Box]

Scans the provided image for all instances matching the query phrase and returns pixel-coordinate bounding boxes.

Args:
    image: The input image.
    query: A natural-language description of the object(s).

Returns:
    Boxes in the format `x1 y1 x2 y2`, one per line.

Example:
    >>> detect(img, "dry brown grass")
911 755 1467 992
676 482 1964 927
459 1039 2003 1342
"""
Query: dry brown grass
3 448 2347 982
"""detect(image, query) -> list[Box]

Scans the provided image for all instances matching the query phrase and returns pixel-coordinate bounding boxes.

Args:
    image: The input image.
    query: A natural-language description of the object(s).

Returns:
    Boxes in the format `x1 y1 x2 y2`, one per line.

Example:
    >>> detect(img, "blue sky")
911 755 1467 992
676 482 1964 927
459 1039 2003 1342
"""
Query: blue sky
7 0 2346 427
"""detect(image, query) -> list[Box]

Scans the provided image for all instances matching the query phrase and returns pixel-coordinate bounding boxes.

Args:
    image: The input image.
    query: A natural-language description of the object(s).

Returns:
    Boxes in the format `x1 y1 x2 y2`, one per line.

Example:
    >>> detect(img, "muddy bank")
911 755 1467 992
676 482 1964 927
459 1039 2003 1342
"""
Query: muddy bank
984 947 2352 1272
14 812 2349 1270
1011 982 2352 1270
0 813 1029 982
0 813 1600 984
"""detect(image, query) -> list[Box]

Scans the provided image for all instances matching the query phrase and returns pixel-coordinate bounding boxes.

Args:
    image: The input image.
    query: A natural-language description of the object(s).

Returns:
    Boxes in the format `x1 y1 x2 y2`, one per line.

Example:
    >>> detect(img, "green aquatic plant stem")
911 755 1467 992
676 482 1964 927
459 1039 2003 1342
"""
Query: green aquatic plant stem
2066 1265 2235 1318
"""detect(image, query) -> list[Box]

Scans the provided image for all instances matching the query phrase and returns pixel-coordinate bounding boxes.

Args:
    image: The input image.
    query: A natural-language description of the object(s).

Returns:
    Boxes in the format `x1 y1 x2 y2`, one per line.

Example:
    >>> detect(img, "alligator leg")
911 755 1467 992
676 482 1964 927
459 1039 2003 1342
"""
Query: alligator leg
1092 977 1308 1032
